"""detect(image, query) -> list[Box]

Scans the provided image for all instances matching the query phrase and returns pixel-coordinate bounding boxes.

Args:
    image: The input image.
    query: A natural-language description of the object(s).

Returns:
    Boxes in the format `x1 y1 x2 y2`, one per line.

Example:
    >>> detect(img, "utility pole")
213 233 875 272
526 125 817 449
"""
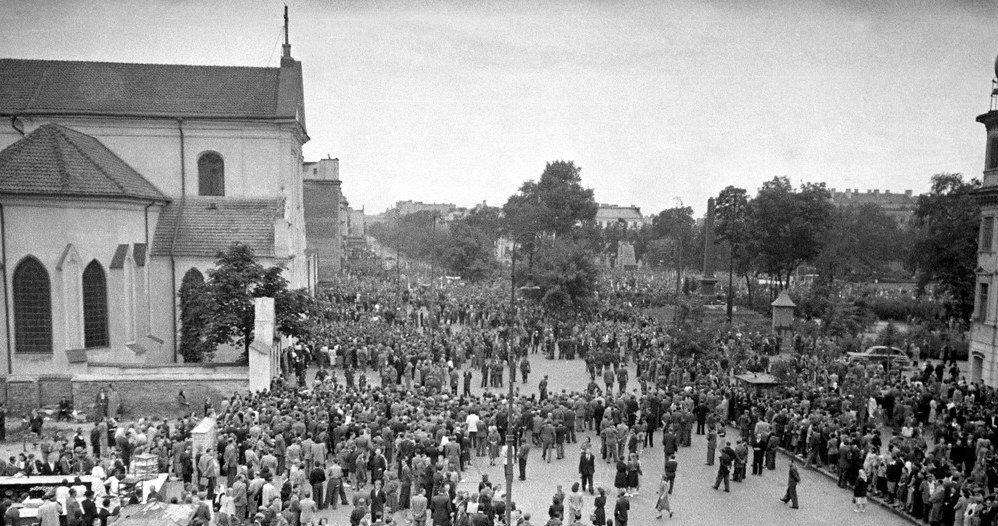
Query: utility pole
727 242 734 324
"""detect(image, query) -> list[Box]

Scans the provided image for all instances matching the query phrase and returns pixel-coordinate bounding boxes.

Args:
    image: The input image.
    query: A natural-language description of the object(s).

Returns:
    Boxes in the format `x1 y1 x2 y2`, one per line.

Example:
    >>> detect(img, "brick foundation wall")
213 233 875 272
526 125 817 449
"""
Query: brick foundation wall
72 375 249 418
38 375 73 407
7 379 39 417
0 367 251 419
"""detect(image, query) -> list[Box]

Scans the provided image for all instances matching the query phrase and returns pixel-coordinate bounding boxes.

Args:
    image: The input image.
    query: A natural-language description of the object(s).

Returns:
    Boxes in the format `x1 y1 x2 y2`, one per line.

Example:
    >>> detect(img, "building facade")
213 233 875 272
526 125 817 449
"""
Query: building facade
828 188 917 225
970 54 998 387
595 204 647 229
303 157 343 283
0 42 311 374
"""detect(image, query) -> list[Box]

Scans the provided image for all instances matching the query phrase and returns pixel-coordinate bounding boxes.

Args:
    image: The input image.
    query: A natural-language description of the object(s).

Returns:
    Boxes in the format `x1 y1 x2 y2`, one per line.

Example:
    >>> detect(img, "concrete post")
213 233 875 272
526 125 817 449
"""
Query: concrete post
249 297 275 392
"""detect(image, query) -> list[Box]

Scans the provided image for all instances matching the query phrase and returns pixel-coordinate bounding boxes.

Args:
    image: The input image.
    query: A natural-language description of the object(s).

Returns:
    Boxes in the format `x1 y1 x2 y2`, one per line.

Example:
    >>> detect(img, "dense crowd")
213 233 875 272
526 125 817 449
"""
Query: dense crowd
3 273 998 526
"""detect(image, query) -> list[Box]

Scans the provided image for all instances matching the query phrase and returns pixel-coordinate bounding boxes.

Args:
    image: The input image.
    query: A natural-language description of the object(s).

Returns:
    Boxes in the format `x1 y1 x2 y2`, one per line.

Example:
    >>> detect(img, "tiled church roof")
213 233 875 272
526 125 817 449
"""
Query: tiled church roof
151 197 283 258
0 123 167 201
0 58 303 123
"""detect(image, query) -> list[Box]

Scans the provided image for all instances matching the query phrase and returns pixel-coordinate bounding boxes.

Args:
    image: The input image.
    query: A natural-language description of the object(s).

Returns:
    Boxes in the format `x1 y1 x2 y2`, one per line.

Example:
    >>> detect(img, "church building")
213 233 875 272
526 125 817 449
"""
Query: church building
0 22 313 375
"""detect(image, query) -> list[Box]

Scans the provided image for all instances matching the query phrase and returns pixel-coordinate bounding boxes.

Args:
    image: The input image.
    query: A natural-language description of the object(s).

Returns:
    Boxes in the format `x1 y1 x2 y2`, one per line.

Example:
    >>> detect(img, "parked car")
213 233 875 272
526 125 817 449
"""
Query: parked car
846 346 913 368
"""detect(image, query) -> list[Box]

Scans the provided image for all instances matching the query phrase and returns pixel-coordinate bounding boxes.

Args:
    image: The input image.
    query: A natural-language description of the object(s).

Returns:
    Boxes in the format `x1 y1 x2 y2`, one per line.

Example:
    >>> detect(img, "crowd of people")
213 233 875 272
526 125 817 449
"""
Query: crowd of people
1 272 998 526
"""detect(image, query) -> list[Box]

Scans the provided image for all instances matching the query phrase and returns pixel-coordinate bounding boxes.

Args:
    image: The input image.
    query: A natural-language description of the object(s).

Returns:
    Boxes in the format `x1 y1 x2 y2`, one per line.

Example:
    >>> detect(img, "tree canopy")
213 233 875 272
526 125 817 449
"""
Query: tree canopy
177 242 316 362
502 160 598 237
909 173 981 320
749 177 833 288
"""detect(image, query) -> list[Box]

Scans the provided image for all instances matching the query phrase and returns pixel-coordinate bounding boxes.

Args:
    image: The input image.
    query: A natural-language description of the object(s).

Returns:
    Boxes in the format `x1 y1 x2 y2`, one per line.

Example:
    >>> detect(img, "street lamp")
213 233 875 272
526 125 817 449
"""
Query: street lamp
506 231 539 525
394 210 402 299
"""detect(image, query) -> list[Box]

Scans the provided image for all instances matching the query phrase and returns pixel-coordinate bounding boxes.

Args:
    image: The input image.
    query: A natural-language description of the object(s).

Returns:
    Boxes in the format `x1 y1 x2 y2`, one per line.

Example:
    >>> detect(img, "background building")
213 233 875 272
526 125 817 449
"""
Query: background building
971 54 998 388
595 204 647 229
391 200 456 217
304 157 343 283
828 188 917 225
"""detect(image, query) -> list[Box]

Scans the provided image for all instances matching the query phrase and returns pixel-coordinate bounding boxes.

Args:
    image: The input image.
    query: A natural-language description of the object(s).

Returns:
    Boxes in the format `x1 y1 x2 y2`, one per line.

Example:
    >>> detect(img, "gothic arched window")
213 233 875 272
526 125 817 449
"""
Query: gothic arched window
83 260 109 348
13 257 52 354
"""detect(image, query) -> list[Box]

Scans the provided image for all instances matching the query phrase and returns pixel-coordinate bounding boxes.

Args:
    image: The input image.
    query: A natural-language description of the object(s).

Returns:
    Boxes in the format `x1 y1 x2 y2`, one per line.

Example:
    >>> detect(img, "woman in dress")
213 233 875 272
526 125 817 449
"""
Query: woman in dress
655 473 673 519
591 487 606 526
854 469 869 513
487 426 501 466
626 453 642 496
568 482 584 523
613 459 628 495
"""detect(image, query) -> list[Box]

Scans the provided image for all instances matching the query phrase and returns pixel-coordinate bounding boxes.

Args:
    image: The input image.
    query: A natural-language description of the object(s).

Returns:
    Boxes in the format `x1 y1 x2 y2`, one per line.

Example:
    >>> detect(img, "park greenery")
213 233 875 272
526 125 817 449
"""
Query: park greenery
369 163 982 332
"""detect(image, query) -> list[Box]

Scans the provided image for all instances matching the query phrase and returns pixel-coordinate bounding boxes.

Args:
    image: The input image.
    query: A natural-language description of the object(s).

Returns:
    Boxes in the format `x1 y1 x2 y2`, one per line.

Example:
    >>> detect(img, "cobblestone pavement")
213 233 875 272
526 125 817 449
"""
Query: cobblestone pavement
312 355 913 525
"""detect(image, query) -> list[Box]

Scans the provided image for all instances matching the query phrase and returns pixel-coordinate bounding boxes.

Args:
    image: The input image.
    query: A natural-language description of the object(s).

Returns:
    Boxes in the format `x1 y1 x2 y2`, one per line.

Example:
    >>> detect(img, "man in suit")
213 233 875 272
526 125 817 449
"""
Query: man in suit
613 489 630 526
430 487 453 526
706 426 718 465
232 474 248 522
664 453 678 494
517 442 531 481
411 488 428 526
579 449 595 494
223 438 238 486
781 458 800 508
81 490 98 526
662 426 678 459
713 442 734 492
309 461 326 508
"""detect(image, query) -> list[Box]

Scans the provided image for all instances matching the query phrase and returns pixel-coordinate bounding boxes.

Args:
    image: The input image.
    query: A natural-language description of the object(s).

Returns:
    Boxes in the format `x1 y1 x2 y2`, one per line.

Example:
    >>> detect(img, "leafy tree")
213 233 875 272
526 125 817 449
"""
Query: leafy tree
649 206 696 270
205 242 294 360
815 203 908 284
530 237 600 319
274 287 319 344
909 173 981 320
749 177 833 289
178 268 214 362
442 221 500 281
714 186 756 302
462 205 503 243
503 161 598 237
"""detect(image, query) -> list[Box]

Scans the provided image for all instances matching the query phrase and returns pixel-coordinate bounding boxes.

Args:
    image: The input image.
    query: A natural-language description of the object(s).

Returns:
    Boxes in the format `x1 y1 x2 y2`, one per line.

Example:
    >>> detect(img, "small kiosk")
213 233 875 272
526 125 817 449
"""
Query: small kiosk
771 291 796 352
735 373 782 396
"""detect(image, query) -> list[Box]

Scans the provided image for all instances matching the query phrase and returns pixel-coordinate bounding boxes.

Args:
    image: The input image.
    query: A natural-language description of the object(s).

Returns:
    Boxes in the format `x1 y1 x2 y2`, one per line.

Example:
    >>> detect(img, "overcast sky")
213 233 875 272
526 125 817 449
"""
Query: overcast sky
3 0 997 216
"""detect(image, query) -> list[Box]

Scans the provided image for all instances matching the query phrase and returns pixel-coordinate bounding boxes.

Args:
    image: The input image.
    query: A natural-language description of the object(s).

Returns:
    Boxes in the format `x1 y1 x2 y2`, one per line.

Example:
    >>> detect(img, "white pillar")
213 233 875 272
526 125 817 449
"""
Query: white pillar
249 297 276 392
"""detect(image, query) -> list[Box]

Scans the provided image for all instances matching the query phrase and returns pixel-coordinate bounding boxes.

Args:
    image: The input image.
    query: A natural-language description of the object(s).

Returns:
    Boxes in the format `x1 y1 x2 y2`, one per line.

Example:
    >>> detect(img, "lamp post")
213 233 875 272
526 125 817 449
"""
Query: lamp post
506 231 538 525
395 210 402 299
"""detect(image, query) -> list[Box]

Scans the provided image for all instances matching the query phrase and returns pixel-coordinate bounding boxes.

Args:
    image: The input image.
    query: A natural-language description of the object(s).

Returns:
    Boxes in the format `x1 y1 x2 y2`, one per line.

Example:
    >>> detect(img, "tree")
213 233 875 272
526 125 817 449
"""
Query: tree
205 242 292 360
178 269 214 362
442 221 500 281
815 203 908 284
909 173 981 320
462 205 503 243
649 206 696 270
749 177 833 289
715 186 756 305
274 287 318 344
530 237 600 319
503 161 598 237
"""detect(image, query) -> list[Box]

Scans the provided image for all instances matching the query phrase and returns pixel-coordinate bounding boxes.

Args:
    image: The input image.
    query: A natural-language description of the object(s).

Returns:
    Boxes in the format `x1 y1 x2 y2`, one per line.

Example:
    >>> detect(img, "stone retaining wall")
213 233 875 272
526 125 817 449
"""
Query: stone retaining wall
0 366 250 419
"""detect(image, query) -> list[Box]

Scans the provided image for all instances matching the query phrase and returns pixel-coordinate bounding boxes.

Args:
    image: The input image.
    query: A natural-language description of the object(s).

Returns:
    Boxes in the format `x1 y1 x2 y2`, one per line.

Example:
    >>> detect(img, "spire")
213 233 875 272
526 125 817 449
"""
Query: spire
281 5 293 65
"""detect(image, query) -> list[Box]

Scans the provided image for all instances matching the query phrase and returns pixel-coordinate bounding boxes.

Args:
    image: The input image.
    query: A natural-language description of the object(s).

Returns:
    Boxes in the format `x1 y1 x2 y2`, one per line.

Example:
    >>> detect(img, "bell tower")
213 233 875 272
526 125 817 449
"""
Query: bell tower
969 53 998 386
